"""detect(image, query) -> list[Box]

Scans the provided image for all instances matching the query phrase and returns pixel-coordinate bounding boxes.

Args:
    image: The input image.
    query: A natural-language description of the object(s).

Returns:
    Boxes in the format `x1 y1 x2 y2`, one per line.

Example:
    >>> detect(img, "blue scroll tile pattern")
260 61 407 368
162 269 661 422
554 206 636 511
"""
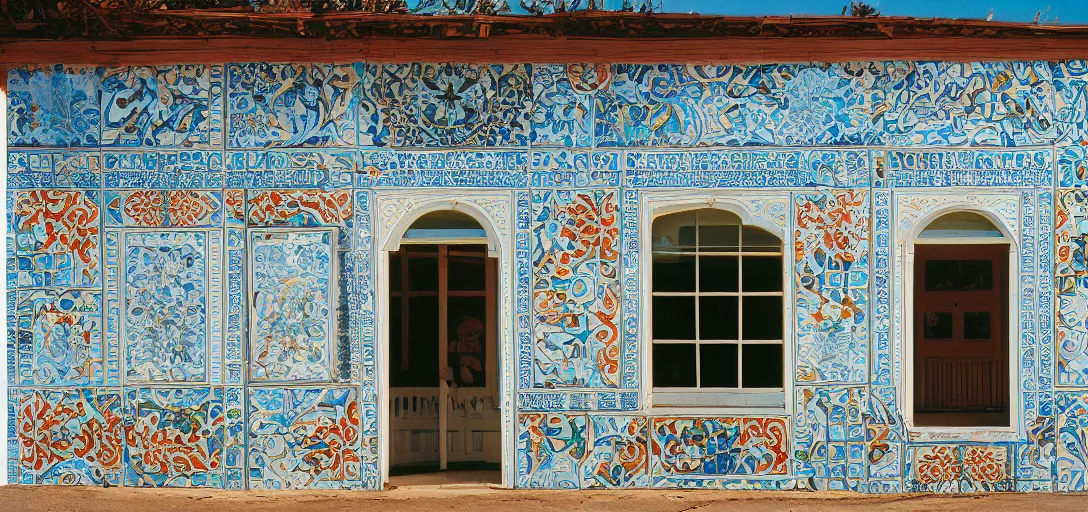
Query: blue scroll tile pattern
1052 60 1088 145
8 65 102 147
360 63 533 147
101 65 220 147
595 63 886 147
882 61 1055 146
228 63 359 148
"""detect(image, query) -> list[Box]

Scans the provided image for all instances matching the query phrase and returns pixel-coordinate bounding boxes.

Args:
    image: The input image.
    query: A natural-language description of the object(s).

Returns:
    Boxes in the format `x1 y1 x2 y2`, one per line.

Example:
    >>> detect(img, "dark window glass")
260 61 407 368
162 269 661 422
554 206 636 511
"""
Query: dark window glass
964 311 991 340
959 260 994 291
408 252 439 292
742 256 782 292
742 344 783 388
699 224 740 252
700 296 739 340
925 260 993 291
448 296 486 387
392 296 439 387
653 296 696 340
653 254 696 292
653 343 696 387
700 344 738 388
742 296 783 340
699 256 738 292
448 255 487 291
742 226 780 252
924 312 953 340
389 252 402 292
652 210 697 252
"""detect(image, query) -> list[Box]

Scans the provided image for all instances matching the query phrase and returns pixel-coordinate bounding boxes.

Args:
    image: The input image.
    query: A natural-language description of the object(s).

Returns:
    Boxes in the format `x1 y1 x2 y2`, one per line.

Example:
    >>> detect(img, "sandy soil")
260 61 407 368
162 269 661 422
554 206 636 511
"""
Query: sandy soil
5 481 1088 512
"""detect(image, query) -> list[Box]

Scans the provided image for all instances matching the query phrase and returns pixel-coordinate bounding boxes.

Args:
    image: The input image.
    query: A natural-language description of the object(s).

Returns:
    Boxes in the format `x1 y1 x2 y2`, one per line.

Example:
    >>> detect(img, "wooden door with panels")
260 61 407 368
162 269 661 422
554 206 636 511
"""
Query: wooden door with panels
388 244 500 471
913 243 1009 426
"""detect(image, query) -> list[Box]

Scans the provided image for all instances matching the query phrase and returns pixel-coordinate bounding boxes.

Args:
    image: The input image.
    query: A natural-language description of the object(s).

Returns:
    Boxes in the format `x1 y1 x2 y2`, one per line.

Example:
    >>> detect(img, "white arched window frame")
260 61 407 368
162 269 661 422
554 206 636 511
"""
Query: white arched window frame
895 192 1023 441
640 190 793 413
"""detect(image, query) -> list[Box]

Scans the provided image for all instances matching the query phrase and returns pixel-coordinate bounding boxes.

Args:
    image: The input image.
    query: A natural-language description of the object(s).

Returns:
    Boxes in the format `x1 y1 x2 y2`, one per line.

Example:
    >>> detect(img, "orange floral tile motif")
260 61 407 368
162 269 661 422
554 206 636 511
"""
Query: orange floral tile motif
911 444 1011 491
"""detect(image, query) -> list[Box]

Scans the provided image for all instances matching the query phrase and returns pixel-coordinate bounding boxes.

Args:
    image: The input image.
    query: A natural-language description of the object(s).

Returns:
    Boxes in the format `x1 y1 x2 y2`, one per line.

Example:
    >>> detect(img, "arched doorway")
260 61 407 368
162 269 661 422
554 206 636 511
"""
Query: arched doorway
386 210 501 483
912 211 1010 427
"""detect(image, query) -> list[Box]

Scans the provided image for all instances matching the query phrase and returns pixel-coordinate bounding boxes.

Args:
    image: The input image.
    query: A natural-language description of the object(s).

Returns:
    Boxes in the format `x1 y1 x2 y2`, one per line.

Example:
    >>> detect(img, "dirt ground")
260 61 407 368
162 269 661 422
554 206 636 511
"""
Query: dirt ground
5 473 1088 512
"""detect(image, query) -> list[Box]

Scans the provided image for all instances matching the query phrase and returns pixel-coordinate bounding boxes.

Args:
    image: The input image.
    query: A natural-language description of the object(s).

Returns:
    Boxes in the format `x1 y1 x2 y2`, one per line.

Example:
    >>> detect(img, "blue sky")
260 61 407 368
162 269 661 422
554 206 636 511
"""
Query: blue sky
663 1 1088 24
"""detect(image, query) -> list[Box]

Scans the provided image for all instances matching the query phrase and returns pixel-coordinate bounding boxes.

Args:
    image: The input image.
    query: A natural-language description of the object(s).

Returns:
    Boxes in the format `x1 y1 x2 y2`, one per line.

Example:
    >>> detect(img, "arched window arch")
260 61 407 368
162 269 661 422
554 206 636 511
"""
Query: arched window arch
650 208 785 408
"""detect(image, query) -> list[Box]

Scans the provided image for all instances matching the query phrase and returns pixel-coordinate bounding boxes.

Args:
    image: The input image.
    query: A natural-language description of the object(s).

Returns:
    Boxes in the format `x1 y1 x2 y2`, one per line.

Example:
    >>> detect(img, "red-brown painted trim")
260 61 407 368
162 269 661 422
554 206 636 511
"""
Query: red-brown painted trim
2 35 1088 66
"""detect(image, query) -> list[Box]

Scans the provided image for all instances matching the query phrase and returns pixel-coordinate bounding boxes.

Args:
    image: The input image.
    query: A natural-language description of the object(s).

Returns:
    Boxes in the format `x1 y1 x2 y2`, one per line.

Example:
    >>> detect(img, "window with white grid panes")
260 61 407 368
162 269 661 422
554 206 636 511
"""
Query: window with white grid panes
651 209 784 405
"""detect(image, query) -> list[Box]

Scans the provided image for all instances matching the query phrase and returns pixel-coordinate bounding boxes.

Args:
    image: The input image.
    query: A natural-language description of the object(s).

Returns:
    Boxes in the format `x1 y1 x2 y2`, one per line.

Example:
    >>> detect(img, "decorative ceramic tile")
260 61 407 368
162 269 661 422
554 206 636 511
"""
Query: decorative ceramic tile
11 190 100 288
649 417 790 478
105 191 222 227
102 65 220 147
103 150 223 189
19 389 123 485
225 150 356 190
361 63 532 147
517 413 588 489
123 231 209 383
883 61 1054 146
908 445 1012 492
886 149 1052 188
596 63 885 147
248 387 361 489
582 416 648 488
624 149 870 188
124 387 224 487
1057 391 1088 491
1053 60 1088 144
531 189 620 388
248 229 336 382
1058 145 1088 188
8 151 101 190
794 387 859 485
228 63 359 148
531 64 601 147
794 189 870 384
16 289 102 386
8 65 102 147
1057 189 1088 386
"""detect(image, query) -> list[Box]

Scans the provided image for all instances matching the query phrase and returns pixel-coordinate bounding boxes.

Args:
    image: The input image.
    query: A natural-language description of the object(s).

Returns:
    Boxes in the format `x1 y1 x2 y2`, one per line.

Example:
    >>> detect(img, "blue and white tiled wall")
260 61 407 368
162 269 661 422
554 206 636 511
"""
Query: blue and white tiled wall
6 59 1088 492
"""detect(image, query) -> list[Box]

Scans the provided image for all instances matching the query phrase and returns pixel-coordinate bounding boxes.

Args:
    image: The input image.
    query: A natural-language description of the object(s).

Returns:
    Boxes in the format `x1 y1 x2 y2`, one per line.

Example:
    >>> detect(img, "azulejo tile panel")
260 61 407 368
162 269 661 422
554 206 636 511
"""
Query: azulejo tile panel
531 189 621 388
582 416 648 487
124 387 224 487
8 65 102 147
882 61 1055 146
249 229 336 382
101 65 220 147
228 63 359 148
123 231 209 383
651 417 790 478
1052 60 1088 144
8 151 102 190
361 63 533 147
596 63 885 147
248 387 361 489
1057 189 1088 386
794 189 870 384
18 389 123 485
518 413 588 489
105 191 222 227
11 190 101 288
16 289 103 386
1057 391 1088 491
908 444 1012 492
530 64 604 147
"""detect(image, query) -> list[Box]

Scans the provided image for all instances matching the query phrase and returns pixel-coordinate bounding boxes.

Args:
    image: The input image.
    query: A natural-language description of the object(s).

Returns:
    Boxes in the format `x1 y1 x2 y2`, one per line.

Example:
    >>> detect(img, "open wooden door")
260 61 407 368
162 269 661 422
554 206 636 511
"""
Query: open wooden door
388 244 501 472
913 244 1009 426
